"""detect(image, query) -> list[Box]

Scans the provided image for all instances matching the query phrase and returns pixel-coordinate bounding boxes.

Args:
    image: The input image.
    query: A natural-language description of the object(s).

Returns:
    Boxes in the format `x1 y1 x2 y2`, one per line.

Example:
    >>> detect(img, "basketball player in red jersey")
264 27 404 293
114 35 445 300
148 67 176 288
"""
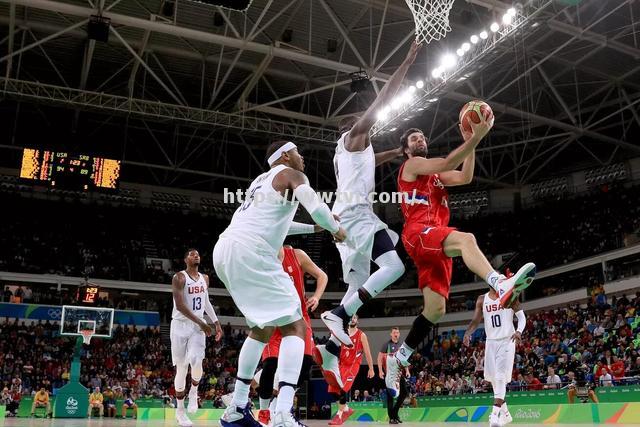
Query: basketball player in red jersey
384 115 536 395
257 245 327 425
325 315 374 426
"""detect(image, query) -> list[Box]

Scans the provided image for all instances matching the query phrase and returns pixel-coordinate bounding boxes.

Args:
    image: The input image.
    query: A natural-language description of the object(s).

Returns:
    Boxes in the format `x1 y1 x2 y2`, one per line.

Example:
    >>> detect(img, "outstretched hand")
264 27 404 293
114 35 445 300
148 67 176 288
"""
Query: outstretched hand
461 111 494 143
404 40 423 65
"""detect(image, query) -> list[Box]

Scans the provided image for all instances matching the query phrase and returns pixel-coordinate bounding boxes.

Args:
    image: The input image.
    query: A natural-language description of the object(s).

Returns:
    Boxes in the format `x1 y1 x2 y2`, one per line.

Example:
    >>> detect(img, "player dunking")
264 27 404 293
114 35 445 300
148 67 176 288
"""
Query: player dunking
384 115 536 395
317 41 421 386
213 140 346 427
257 245 327 425
464 288 527 426
171 249 223 427
327 315 375 426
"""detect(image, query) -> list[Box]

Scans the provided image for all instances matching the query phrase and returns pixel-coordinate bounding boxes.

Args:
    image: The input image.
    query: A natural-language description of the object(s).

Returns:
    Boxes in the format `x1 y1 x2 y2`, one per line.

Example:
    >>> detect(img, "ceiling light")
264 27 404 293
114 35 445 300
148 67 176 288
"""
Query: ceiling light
490 22 500 32
479 30 488 39
462 42 471 52
456 48 464 57
470 35 479 44
416 80 424 89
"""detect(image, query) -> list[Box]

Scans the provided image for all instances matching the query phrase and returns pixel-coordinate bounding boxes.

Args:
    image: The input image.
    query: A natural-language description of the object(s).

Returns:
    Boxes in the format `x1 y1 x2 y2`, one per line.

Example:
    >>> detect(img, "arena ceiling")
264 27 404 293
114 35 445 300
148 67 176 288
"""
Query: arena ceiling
0 0 639 192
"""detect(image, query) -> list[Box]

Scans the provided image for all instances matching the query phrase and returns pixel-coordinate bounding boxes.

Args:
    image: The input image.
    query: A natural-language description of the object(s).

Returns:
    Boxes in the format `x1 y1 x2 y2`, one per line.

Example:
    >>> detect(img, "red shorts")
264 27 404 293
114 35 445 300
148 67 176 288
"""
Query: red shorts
327 361 360 394
261 323 314 361
402 224 456 299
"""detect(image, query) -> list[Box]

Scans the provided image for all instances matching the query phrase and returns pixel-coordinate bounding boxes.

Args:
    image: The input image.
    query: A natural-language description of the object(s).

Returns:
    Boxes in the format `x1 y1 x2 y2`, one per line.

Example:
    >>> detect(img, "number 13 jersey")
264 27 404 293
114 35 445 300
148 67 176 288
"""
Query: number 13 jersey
482 293 515 340
172 271 207 320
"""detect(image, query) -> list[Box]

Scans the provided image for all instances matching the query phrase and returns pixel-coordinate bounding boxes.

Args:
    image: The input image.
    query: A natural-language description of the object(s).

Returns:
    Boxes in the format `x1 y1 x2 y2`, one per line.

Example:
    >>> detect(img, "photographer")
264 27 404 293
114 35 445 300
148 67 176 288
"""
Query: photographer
566 369 598 404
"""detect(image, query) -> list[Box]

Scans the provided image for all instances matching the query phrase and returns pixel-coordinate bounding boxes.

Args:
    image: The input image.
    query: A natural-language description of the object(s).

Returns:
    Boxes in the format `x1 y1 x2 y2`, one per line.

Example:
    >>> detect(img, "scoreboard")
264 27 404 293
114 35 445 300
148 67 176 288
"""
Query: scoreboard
77 285 100 305
20 148 121 191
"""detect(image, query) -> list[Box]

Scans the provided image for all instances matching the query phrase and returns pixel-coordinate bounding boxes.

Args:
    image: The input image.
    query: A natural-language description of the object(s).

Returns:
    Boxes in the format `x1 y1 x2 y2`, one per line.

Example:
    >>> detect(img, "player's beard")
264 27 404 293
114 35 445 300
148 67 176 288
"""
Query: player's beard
413 146 427 157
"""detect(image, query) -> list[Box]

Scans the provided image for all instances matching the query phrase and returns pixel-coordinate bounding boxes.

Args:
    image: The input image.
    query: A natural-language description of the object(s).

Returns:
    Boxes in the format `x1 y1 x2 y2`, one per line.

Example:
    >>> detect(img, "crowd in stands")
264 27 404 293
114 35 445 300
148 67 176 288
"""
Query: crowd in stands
1 183 639 291
0 318 251 416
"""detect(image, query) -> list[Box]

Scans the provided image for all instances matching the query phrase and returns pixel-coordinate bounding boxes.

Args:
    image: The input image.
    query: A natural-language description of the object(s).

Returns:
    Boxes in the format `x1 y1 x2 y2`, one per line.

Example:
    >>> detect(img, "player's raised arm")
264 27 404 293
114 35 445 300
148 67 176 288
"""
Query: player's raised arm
402 115 492 181
274 168 346 242
202 274 222 341
463 295 484 346
360 332 376 379
346 41 422 152
171 273 212 336
294 248 327 312
375 146 404 167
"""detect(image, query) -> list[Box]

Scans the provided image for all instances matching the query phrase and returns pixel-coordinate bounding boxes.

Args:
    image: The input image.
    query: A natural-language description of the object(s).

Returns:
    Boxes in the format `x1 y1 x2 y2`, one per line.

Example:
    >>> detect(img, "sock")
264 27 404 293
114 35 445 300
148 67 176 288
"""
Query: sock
275 336 304 413
259 398 271 410
231 337 266 408
176 398 185 410
486 271 501 291
501 402 510 416
189 383 199 395
343 251 404 315
337 407 344 416
491 404 501 416
395 342 415 366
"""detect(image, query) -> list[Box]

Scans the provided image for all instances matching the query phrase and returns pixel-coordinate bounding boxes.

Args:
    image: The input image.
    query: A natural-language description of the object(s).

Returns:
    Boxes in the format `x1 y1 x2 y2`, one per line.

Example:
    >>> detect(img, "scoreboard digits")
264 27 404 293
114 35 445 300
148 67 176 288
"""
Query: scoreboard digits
20 148 121 191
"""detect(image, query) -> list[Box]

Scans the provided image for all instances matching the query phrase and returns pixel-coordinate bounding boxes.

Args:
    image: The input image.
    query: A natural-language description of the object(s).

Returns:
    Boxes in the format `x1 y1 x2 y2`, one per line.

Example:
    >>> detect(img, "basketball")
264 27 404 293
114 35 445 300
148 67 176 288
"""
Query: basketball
459 100 493 133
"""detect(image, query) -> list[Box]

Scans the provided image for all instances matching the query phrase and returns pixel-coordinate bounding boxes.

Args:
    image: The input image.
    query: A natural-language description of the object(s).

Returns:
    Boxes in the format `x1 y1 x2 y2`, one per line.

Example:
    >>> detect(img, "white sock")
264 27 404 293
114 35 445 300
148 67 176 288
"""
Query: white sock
176 398 185 409
501 402 509 415
231 337 266 408
395 342 414 366
491 405 501 416
343 251 404 316
189 384 198 395
275 335 304 413
259 398 271 410
485 271 501 291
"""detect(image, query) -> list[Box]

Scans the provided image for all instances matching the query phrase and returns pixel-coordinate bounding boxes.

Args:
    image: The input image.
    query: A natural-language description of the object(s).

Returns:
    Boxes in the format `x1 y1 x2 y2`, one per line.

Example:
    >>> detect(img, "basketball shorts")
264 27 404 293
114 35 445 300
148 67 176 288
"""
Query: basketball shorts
327 359 361 394
402 223 456 299
213 237 302 329
261 322 314 361
484 338 515 384
333 206 399 286
170 318 206 366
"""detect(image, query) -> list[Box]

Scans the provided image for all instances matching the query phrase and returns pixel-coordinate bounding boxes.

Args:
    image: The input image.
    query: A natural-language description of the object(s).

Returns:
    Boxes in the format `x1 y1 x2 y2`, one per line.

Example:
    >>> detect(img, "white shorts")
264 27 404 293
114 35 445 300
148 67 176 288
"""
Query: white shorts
484 338 515 383
213 237 302 329
333 206 398 285
170 318 206 366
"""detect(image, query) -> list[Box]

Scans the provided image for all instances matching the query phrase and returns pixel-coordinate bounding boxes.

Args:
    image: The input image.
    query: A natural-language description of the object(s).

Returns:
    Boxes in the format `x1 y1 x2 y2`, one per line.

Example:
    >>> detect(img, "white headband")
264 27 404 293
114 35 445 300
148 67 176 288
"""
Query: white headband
267 141 297 166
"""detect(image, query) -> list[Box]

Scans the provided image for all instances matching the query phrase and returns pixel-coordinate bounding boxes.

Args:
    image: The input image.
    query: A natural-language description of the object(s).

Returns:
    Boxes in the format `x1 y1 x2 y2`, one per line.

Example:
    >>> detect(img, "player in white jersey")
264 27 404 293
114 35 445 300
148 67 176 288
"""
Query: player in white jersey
213 140 346 427
171 248 222 427
316 40 420 386
463 289 526 427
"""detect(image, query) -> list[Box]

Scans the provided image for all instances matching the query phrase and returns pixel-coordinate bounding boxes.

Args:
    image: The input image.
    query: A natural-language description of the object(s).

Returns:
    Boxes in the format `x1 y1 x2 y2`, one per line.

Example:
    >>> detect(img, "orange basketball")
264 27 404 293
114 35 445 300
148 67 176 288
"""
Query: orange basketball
459 100 493 133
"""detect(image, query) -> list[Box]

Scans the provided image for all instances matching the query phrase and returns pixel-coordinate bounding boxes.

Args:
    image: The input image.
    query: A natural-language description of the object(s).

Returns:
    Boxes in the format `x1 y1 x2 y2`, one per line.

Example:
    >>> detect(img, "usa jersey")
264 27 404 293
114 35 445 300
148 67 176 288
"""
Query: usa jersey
397 161 450 228
282 246 310 323
220 164 299 252
340 329 364 367
482 293 515 340
332 132 376 215
172 271 207 320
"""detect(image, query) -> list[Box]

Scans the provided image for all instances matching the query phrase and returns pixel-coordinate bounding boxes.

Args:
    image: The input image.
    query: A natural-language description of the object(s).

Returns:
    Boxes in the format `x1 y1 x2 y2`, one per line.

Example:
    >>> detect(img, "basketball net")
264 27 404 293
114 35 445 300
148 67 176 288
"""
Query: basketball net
80 330 93 345
405 0 455 44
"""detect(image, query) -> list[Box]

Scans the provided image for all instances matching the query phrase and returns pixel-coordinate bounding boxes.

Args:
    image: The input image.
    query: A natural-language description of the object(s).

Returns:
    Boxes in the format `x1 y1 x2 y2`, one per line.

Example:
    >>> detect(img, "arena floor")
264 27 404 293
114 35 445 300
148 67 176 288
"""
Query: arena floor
3 421 640 427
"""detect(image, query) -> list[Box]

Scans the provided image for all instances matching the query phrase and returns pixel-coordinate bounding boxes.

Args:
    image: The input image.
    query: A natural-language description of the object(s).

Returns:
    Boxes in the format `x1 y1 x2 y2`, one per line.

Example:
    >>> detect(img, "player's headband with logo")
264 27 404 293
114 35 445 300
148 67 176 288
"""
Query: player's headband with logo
267 141 297 166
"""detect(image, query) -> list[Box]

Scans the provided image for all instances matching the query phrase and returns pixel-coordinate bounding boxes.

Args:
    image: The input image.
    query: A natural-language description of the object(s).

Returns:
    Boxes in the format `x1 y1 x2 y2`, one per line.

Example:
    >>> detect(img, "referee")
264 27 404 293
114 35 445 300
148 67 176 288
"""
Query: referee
377 327 409 424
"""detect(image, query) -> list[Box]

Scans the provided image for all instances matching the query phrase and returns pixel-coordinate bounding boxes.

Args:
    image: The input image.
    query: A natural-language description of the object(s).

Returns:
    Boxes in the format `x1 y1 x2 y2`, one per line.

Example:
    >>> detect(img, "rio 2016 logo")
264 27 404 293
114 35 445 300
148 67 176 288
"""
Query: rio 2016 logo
65 397 79 414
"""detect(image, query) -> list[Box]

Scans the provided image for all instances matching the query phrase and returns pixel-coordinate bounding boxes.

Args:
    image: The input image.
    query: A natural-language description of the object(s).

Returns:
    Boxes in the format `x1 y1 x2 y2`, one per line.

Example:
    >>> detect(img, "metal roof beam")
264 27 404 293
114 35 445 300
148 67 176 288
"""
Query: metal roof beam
0 0 392 79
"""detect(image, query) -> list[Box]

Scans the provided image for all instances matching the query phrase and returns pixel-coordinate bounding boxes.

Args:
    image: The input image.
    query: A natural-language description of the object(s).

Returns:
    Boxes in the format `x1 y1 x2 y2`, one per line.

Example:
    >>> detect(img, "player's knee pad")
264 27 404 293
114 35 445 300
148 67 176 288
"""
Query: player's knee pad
493 378 506 400
374 250 405 280
190 360 203 382
174 363 189 392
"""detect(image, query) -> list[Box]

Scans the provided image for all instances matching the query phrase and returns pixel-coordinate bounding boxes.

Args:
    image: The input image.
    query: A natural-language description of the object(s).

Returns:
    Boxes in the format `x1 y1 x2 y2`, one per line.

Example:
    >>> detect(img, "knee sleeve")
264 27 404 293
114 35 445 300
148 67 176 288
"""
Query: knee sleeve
190 359 203 382
259 358 278 399
493 378 506 400
175 363 189 392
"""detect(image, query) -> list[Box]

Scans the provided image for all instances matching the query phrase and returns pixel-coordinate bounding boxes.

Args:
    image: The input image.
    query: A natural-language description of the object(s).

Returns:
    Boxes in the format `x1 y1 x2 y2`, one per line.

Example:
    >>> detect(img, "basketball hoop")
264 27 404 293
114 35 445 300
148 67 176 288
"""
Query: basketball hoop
80 330 93 345
405 0 455 44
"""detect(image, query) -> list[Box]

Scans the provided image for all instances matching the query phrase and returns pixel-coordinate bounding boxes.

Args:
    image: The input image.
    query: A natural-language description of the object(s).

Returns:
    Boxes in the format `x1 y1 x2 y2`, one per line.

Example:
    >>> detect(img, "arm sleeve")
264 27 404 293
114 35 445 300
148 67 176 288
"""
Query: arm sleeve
287 221 315 235
293 184 339 233
204 297 218 323
515 310 526 333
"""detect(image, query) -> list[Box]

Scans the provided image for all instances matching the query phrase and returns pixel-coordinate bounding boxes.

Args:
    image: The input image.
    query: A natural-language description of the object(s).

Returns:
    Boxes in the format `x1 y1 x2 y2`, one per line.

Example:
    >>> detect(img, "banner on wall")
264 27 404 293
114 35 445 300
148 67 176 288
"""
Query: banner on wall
0 303 159 326
339 402 640 424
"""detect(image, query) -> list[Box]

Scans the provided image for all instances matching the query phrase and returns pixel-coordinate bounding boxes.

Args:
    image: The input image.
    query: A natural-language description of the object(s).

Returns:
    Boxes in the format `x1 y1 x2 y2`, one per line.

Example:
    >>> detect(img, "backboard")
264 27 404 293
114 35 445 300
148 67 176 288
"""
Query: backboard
60 305 114 341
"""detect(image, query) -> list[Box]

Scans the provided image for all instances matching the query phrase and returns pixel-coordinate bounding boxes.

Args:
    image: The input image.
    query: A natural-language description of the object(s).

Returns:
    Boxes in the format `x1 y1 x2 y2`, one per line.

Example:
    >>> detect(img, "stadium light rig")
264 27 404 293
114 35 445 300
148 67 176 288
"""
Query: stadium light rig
371 0 553 138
